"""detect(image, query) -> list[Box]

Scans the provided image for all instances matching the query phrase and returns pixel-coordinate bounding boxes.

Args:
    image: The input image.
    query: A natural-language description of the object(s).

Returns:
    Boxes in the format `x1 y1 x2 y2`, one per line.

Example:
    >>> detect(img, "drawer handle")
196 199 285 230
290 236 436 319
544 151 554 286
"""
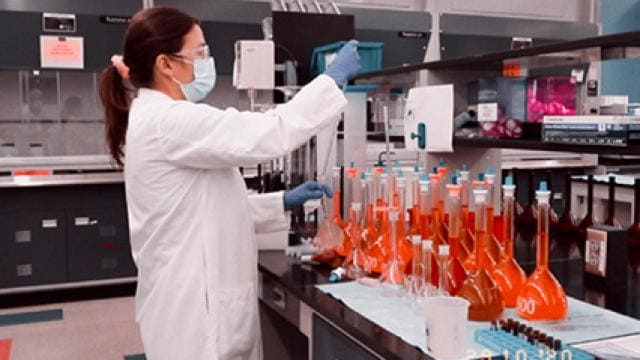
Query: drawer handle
42 219 58 228
15 230 31 243
75 217 99 226
16 264 33 277
272 286 286 310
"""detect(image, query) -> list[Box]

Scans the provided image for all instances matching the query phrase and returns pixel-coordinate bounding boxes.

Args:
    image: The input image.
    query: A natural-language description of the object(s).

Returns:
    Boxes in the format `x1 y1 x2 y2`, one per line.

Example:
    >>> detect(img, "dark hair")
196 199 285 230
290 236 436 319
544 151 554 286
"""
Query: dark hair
99 7 198 167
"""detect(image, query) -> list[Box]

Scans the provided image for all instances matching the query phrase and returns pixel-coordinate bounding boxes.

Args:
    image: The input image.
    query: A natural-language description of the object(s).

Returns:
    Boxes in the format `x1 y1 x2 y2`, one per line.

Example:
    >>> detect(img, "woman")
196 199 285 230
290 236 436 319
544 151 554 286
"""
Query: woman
98 6 360 360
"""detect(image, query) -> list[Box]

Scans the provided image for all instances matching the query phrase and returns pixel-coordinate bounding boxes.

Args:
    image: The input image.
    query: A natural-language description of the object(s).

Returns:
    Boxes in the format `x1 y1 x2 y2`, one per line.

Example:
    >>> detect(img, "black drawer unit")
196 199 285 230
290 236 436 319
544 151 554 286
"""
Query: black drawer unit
0 211 67 287
66 208 136 281
313 314 378 360
0 181 136 291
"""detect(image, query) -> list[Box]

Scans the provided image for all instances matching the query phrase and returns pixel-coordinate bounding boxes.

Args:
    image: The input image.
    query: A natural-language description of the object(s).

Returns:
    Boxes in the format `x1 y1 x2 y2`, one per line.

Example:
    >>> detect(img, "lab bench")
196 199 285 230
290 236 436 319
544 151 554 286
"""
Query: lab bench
258 235 640 360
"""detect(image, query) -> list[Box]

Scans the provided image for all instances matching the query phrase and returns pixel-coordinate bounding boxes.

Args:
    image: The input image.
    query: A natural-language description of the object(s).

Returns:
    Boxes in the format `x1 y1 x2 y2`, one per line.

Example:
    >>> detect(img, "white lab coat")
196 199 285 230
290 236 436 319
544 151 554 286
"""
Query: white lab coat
124 74 346 360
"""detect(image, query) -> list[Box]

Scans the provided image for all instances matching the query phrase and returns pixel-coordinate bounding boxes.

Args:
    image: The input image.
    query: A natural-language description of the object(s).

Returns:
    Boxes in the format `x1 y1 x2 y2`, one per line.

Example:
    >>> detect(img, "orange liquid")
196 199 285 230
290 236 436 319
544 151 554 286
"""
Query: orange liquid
430 252 440 286
457 229 505 321
366 204 388 274
516 231 568 320
492 257 526 307
460 206 470 256
491 197 526 308
397 212 414 273
332 191 352 257
485 235 503 269
411 241 422 280
445 237 468 295
431 208 443 246
463 231 497 272
409 205 421 236
487 206 495 239
409 205 420 235
350 219 367 269
461 209 474 257
484 206 504 267
381 211 405 285
457 268 505 321
420 214 431 240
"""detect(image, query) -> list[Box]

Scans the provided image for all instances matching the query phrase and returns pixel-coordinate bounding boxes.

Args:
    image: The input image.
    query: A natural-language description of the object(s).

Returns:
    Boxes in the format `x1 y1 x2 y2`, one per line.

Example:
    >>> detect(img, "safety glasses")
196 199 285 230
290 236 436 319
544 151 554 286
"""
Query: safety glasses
171 44 210 62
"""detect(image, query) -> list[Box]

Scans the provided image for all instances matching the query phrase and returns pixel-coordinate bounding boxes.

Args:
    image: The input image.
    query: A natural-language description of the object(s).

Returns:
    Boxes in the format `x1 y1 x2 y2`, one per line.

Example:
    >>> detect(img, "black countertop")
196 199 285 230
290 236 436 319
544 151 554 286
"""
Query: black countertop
258 234 640 360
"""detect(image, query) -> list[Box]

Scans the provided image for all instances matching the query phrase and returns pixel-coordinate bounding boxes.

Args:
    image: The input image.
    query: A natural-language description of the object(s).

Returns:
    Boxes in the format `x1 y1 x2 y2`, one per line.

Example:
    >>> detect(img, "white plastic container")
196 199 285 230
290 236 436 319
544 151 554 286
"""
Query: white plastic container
424 296 470 359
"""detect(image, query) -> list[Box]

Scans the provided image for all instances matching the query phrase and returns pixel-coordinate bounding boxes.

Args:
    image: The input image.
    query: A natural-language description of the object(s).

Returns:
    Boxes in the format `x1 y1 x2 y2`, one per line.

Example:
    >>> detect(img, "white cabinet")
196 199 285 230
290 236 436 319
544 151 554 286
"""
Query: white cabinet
435 0 595 22
335 0 419 10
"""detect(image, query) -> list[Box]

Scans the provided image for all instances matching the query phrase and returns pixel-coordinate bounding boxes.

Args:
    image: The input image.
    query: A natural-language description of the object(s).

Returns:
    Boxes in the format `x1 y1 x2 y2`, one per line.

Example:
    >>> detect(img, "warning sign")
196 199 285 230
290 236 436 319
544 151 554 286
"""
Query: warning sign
40 35 84 69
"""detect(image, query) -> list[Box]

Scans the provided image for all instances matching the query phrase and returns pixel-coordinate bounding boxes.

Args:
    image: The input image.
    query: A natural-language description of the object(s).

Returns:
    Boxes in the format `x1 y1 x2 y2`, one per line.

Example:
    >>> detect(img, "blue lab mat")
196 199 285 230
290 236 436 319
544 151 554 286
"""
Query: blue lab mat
0 309 63 327
316 281 640 357
475 329 595 360
124 354 146 360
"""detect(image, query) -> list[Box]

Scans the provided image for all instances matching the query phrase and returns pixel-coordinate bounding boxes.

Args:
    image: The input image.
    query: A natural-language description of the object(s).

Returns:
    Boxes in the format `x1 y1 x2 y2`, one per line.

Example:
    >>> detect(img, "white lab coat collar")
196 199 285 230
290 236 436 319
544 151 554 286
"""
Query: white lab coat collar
136 87 174 102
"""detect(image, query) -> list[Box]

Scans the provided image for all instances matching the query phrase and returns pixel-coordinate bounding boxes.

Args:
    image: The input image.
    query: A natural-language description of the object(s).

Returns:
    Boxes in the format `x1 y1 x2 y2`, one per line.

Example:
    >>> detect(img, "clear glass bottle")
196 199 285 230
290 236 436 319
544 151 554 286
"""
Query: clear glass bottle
444 181 468 295
555 173 578 236
458 166 473 259
604 175 622 228
578 175 597 240
382 209 404 289
422 239 436 292
629 179 640 249
516 181 568 320
457 188 505 321
491 176 527 308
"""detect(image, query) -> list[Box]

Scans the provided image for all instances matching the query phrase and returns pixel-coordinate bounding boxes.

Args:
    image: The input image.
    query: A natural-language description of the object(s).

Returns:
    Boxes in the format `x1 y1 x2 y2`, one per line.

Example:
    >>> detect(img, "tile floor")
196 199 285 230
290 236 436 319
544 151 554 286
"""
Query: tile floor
0 296 143 360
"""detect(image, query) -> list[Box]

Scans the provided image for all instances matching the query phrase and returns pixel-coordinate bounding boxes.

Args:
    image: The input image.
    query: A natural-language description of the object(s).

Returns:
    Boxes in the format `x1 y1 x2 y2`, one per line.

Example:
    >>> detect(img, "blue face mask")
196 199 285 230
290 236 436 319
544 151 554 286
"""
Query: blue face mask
173 56 216 102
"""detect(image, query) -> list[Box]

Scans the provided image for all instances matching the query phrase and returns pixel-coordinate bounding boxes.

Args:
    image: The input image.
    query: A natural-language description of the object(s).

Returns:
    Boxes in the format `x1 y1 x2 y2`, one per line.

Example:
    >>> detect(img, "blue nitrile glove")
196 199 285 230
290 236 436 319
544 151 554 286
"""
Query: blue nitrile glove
323 40 362 88
283 181 333 210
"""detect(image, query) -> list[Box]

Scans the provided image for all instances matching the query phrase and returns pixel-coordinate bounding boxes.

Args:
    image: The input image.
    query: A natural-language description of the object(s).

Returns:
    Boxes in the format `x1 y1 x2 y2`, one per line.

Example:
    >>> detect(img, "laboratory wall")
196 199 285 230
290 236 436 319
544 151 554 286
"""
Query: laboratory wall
0 0 139 15
600 0 640 102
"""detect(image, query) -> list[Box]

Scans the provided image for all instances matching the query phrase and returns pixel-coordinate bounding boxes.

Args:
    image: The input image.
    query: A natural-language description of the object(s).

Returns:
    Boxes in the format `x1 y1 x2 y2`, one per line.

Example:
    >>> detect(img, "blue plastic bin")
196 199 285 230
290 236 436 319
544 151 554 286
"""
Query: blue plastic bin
310 41 383 75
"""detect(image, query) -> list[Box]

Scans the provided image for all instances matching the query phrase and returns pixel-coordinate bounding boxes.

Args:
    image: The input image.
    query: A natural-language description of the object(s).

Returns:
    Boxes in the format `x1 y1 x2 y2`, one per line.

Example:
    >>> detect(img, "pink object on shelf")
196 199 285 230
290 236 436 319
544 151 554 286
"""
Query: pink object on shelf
527 76 577 123
481 118 523 139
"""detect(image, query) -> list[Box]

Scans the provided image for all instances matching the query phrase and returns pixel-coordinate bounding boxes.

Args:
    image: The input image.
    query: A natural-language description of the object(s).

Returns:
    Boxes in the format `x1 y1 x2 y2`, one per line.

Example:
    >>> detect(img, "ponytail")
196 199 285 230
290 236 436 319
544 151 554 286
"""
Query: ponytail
99 66 130 167
99 7 198 167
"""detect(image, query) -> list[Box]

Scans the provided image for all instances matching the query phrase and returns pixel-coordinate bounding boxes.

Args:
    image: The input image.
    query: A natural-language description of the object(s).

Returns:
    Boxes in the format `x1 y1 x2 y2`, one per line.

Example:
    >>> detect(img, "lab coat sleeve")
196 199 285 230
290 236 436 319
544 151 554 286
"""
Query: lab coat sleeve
157 75 347 169
247 191 289 234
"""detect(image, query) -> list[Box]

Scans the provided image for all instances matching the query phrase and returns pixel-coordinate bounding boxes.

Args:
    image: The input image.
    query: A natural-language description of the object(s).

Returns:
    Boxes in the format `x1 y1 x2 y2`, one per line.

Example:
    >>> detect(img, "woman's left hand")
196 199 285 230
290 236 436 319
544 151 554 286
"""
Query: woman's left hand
283 181 333 210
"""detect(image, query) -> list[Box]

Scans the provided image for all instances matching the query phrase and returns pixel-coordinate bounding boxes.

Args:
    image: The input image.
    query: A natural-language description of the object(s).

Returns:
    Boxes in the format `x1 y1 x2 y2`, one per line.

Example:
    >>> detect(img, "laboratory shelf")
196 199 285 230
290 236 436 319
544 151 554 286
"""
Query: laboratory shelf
453 137 640 155
355 29 640 80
